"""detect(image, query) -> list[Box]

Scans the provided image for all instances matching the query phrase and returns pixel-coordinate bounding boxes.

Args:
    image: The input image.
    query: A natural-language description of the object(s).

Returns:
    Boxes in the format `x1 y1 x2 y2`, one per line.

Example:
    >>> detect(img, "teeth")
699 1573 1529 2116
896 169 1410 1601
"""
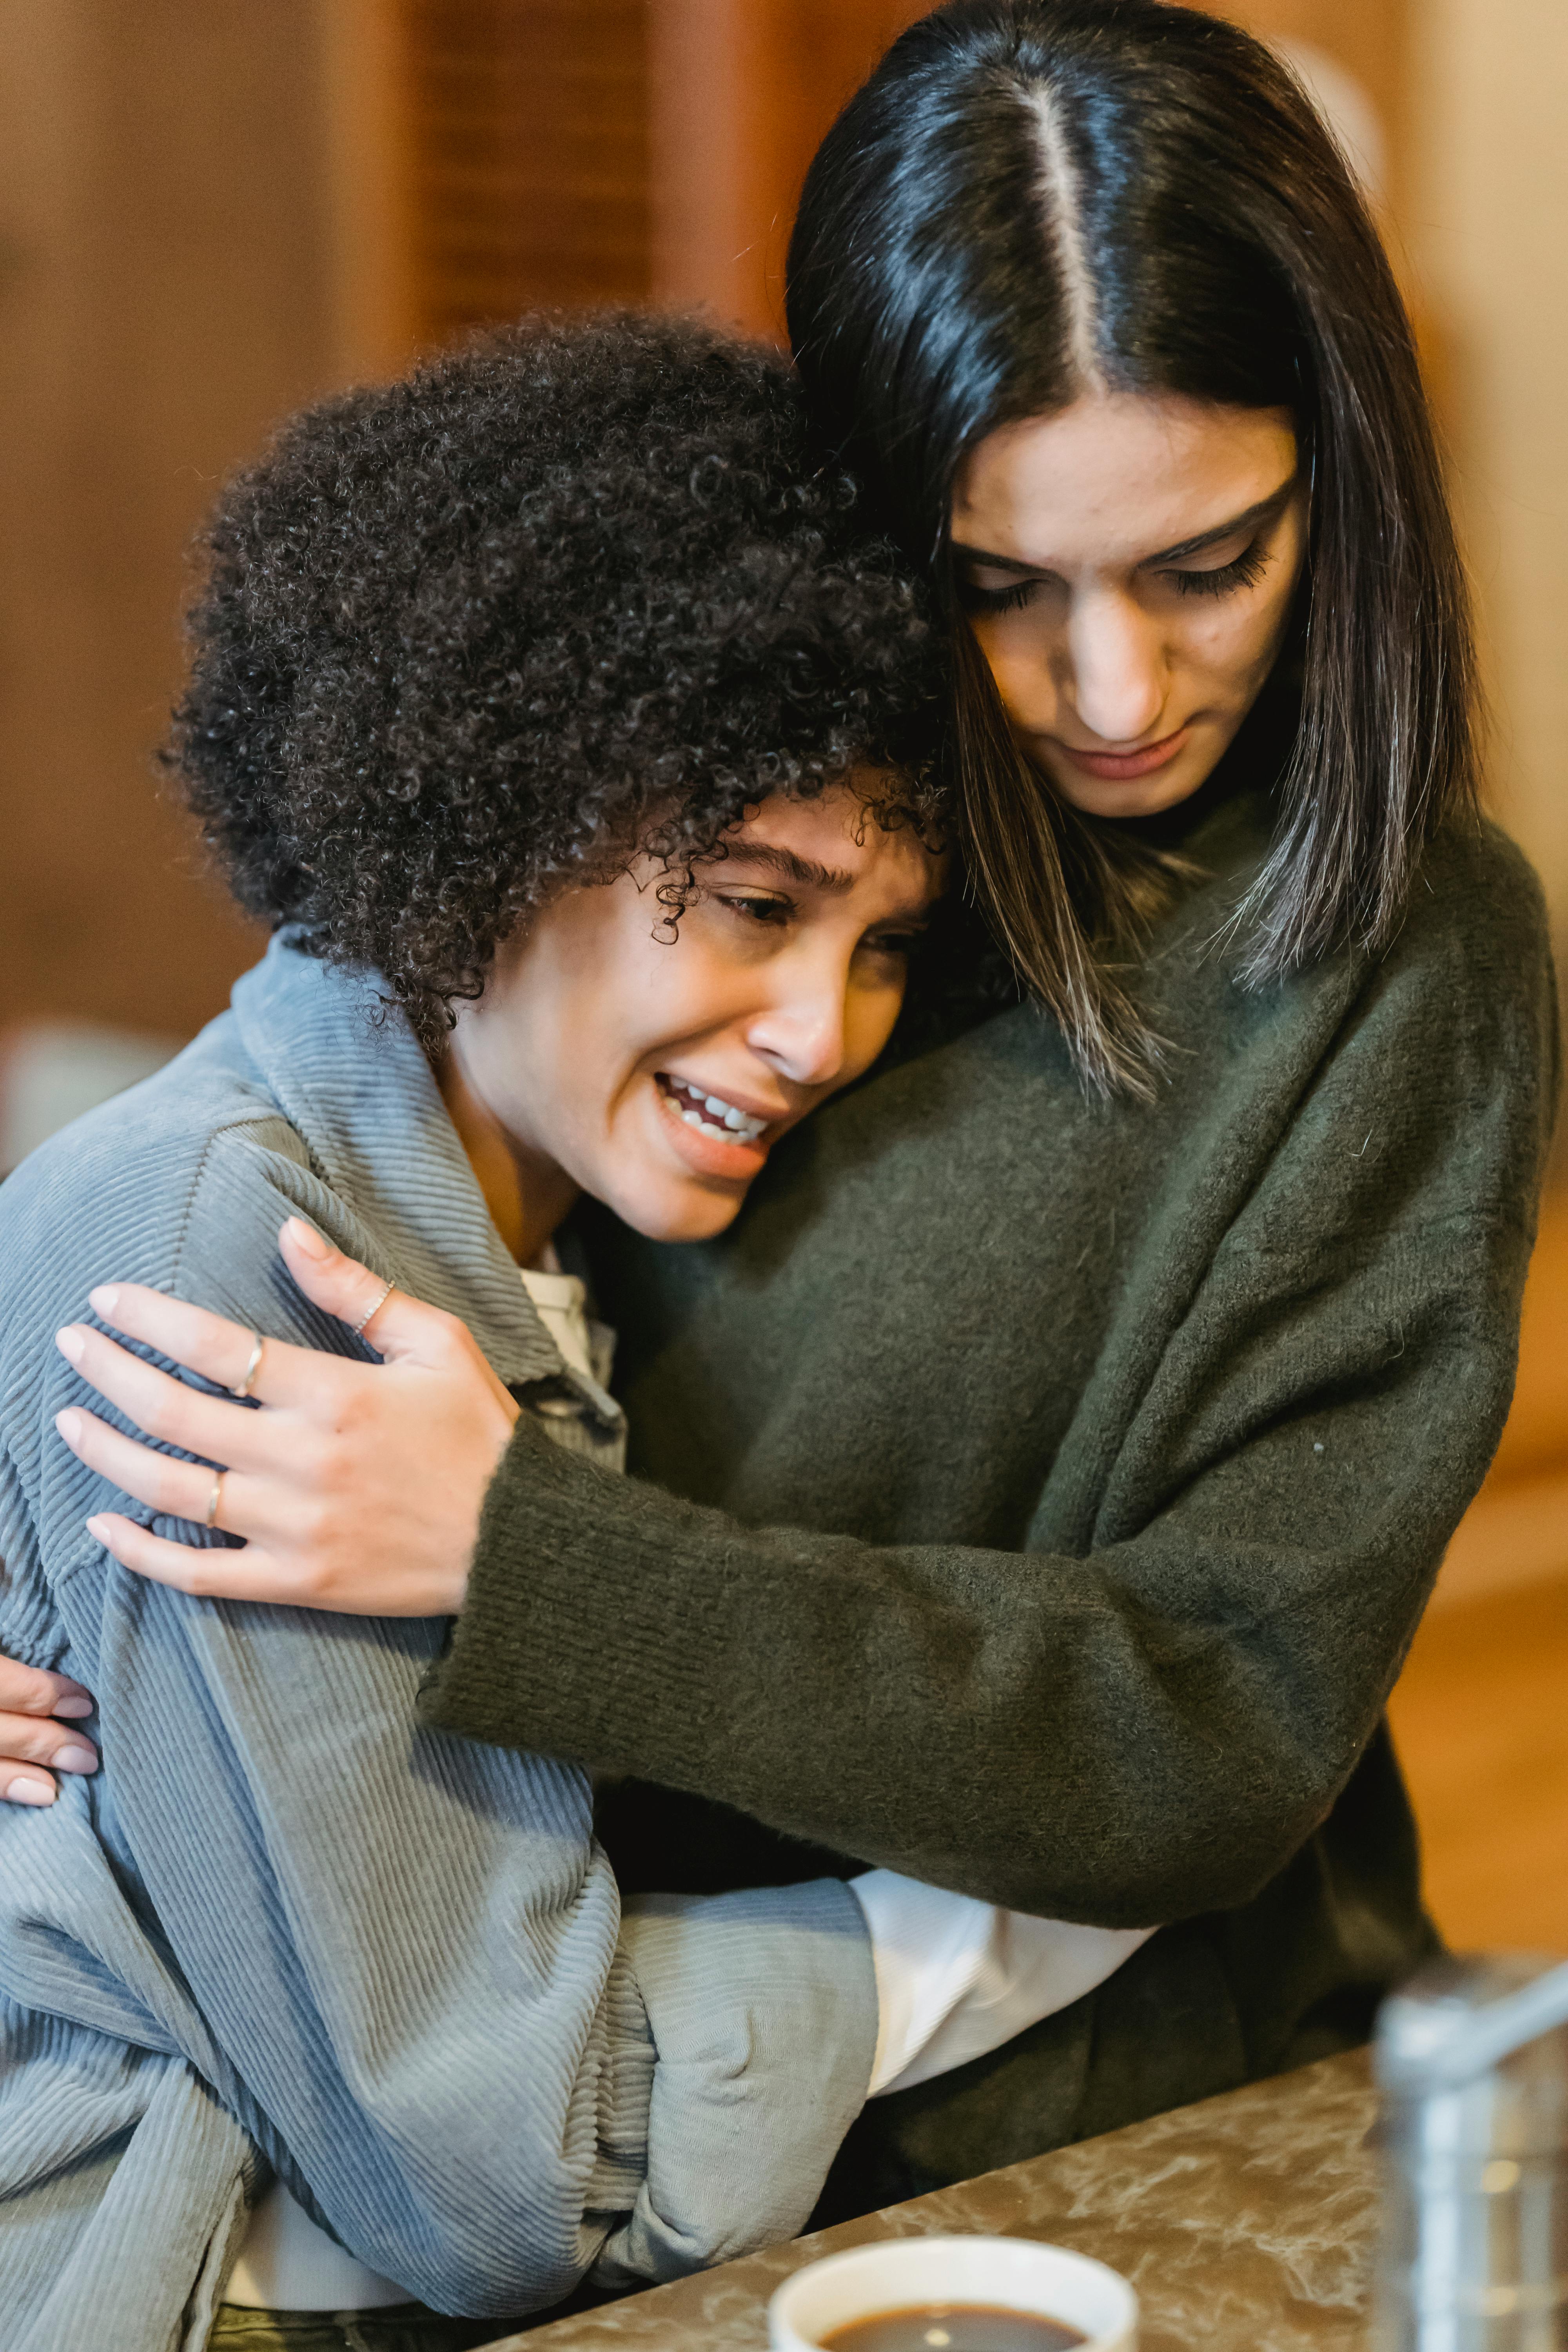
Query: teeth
665 1078 767 1145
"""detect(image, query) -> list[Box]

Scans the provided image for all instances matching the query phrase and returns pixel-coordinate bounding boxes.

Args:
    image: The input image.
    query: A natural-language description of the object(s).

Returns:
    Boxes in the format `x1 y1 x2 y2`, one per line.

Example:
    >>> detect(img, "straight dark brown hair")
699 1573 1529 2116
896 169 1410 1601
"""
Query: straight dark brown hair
787 0 1478 1091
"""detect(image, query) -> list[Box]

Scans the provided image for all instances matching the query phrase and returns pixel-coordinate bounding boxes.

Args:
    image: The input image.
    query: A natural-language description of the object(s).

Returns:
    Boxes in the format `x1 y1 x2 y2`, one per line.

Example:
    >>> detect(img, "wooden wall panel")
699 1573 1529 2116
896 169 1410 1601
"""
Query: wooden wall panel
649 0 928 338
0 0 337 1040
403 0 652 342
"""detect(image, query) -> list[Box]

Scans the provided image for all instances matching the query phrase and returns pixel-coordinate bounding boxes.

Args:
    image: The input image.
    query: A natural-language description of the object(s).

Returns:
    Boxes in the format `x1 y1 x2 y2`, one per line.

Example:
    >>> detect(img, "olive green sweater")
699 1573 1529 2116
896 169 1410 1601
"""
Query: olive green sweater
422 791 1559 2218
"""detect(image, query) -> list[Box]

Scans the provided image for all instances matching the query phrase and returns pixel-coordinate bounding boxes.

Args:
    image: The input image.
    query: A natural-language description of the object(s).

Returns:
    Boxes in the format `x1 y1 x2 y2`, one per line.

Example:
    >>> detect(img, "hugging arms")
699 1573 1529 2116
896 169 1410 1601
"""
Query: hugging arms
0 313 1153 2348
1 2 1561 2341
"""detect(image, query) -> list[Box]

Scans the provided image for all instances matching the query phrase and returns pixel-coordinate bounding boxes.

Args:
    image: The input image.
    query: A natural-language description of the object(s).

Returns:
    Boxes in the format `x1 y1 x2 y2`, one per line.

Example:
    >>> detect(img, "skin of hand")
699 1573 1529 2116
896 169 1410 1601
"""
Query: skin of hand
54 1218 519 1615
0 1656 99 1806
39 785 943 1656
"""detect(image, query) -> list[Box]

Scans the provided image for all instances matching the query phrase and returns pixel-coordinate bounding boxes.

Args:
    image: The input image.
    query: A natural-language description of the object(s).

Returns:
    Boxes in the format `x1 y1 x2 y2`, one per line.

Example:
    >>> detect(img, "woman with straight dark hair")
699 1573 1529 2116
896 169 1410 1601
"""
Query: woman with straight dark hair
13 0 1559 2229
784 0 1477 1092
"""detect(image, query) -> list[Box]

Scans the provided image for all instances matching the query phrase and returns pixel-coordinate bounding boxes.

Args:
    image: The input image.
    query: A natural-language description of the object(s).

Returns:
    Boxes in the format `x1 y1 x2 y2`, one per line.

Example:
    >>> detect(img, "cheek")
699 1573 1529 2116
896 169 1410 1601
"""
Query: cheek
1179 591 1290 690
972 611 1062 717
842 971 908 1080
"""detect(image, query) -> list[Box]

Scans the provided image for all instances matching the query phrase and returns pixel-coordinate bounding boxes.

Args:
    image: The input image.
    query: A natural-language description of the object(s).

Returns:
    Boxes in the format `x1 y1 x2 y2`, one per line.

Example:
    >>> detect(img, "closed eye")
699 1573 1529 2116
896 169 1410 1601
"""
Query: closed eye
960 577 1040 615
1162 540 1272 599
860 923 929 959
715 891 795 927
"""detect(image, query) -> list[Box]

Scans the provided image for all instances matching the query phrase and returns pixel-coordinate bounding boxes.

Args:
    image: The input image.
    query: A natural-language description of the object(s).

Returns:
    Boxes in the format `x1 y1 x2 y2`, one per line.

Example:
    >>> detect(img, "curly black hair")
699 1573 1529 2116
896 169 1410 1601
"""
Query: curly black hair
171 312 949 1040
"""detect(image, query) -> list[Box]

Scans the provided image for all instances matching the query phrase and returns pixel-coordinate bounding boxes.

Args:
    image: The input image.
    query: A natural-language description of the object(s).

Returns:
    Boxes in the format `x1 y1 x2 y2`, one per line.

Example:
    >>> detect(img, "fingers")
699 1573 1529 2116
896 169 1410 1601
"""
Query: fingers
83 1282 274 1397
0 1760 62 1806
279 1218 454 1365
0 1664 100 1807
0 1708 98 1789
64 1283 359 1416
0 1654 94 1721
55 1323 275 1472
55 1403 263 1534
86 1510 294 1604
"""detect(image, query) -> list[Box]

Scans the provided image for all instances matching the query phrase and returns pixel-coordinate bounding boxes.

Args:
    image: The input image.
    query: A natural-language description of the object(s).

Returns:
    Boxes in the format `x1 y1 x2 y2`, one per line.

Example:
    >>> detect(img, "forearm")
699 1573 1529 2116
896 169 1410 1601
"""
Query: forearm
422 1230 1515 1920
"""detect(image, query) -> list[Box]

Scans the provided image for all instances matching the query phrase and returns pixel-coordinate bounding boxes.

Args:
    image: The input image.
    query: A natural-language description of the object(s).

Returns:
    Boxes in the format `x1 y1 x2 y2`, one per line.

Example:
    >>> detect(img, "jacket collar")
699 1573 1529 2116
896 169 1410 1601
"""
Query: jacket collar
229 933 614 1411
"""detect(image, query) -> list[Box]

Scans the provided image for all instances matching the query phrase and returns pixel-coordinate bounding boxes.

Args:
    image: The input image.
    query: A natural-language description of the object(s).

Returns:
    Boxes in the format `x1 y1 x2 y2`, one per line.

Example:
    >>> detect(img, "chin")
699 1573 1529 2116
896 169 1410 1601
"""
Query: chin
1048 758 1212 821
611 1179 753 1244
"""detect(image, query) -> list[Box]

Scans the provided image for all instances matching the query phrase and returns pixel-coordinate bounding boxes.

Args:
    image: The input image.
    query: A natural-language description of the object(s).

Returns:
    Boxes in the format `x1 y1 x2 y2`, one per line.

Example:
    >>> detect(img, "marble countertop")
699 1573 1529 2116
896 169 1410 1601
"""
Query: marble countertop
488 2046 1380 2350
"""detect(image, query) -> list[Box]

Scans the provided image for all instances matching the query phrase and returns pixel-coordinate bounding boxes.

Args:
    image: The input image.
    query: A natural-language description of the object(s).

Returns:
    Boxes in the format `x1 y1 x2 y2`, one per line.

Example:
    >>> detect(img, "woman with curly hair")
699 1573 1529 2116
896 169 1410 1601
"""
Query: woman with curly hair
0 317 1151 2352
9 0 1560 2258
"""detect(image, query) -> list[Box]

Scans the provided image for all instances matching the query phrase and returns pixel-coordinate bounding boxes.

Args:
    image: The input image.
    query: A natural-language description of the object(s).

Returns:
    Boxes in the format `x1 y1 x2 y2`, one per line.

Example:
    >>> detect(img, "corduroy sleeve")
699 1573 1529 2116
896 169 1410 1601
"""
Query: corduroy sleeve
0 1118 876 2332
421 840 1560 1926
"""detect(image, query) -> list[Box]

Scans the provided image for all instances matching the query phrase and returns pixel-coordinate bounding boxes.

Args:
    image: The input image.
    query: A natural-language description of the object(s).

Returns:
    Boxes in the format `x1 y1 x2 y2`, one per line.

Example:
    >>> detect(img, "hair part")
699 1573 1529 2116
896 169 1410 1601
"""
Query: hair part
788 0 1479 1091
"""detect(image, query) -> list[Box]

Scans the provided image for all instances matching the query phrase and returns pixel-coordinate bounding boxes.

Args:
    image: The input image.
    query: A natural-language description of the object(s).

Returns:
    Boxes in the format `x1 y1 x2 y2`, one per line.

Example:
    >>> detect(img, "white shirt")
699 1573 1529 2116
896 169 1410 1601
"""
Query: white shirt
849 1871 1154 2096
228 1259 1152 2305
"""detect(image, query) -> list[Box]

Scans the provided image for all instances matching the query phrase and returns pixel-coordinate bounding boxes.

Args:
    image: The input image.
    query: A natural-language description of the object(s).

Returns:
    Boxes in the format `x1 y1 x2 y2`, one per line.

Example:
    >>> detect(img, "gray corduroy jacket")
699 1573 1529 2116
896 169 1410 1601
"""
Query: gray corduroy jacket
0 935 875 2352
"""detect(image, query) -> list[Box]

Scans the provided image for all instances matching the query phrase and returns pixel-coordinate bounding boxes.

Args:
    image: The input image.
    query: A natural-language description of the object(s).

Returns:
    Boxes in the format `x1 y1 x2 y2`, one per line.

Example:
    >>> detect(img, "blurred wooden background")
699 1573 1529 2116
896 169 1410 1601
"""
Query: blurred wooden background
0 0 1423 1040
0 0 1560 1956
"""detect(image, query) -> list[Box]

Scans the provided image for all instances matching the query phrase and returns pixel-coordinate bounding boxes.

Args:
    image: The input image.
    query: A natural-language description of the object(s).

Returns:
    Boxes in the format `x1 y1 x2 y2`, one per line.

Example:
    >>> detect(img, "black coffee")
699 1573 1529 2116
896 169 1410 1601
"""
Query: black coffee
819 2307 1086 2351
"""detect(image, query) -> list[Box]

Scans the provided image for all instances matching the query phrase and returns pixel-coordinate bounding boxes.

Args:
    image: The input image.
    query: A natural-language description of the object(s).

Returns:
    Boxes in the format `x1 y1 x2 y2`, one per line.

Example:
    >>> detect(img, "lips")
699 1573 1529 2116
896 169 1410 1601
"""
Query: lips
1052 724 1192 782
651 1074 788 1181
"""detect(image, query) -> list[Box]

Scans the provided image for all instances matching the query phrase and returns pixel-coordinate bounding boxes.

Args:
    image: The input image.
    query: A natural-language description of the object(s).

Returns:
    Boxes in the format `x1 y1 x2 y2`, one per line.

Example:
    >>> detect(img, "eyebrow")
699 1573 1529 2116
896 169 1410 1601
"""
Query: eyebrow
711 842 859 893
951 473 1300 578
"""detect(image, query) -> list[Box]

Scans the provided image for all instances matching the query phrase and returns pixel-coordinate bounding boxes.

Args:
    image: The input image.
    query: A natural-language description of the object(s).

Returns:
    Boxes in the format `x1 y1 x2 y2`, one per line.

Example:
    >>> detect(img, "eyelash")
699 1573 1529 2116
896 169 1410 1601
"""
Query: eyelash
717 891 793 927
960 537 1271 612
715 894 921 957
1167 541 1271 599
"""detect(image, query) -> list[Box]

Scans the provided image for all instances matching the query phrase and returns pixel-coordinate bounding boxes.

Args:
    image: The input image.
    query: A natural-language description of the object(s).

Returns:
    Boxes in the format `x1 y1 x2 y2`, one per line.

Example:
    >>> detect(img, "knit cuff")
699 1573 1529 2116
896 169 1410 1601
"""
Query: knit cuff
419 1410 757 1780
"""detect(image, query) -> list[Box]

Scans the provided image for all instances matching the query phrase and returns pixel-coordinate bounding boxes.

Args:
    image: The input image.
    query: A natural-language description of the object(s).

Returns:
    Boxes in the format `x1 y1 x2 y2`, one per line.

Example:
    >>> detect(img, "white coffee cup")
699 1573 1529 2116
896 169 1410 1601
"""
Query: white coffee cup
768 2233 1138 2351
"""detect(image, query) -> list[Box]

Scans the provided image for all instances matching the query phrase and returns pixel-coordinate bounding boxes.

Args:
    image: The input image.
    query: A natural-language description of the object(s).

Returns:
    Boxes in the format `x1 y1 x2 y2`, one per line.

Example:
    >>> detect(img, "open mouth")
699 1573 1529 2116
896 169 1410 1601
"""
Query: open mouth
656 1074 771 1146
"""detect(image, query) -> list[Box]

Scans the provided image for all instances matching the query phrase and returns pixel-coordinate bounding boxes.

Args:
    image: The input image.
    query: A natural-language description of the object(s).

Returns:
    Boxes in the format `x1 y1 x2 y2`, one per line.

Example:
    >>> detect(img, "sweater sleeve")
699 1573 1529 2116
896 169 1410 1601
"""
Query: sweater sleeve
421 846 1560 1926
0 1127 875 2321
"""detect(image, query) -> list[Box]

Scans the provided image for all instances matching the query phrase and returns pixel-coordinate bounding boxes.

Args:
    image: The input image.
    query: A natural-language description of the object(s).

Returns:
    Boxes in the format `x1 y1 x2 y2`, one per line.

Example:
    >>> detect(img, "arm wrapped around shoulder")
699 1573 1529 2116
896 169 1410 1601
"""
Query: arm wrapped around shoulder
421 821 1561 1923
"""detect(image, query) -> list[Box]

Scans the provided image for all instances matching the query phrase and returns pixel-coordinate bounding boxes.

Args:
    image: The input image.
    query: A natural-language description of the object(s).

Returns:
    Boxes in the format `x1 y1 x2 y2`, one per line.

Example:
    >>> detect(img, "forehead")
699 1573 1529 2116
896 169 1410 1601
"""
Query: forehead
952 391 1298 570
726 782 946 900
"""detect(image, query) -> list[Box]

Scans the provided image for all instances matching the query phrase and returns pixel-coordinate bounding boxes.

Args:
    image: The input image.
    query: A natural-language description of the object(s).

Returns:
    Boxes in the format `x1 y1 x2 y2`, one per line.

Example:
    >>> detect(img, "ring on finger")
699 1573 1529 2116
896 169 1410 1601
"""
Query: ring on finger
205 1472 224 1531
232 1333 265 1401
351 1279 394 1341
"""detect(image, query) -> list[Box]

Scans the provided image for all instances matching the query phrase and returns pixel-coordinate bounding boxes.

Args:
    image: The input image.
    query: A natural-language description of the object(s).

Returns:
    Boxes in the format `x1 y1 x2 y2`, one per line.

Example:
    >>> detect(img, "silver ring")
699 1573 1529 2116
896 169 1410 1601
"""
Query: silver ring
205 1472 223 1531
233 1333 265 1401
351 1279 394 1341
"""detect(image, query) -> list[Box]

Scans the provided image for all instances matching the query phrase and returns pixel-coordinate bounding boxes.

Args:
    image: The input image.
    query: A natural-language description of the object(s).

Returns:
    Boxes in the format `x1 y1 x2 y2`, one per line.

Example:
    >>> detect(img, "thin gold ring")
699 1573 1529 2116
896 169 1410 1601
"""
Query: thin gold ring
233 1334 265 1401
351 1279 394 1341
205 1472 224 1531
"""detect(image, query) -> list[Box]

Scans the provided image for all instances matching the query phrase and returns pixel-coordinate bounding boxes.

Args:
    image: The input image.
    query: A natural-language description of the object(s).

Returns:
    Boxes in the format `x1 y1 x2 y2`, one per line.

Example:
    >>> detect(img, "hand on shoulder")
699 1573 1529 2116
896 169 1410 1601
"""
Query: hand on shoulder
52 1218 519 1618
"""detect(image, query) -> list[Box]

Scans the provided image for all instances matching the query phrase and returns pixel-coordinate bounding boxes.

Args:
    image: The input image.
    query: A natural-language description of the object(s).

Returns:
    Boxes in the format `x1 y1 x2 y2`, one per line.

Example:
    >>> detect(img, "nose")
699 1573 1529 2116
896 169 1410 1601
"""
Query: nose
1067 588 1168 744
743 947 852 1090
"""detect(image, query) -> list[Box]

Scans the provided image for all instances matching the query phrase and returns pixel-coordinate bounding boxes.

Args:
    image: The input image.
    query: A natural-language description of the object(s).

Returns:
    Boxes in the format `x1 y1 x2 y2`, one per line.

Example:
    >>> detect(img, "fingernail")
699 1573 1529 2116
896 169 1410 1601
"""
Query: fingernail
6 1775 55 1807
56 1408 83 1448
286 1219 331 1261
55 1326 85 1364
88 1285 119 1319
85 1515 113 1545
54 1744 97 1774
54 1695 94 1719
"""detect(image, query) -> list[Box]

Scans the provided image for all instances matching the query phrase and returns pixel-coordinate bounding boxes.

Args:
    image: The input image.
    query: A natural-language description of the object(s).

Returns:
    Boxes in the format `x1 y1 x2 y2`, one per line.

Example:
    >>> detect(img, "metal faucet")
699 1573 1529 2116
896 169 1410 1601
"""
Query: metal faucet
1375 1952 1568 2349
